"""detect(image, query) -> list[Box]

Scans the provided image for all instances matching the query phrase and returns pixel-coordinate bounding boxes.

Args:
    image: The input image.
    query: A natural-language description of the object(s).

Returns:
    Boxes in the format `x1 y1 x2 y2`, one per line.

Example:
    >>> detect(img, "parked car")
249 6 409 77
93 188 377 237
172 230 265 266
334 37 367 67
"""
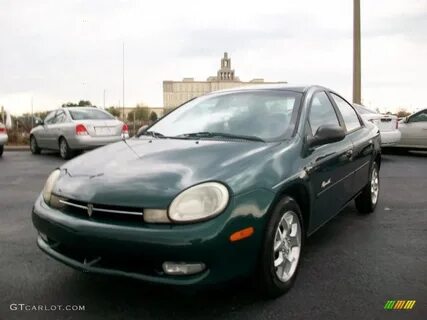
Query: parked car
0 121 8 157
353 104 401 147
392 109 427 150
30 107 129 159
32 85 381 297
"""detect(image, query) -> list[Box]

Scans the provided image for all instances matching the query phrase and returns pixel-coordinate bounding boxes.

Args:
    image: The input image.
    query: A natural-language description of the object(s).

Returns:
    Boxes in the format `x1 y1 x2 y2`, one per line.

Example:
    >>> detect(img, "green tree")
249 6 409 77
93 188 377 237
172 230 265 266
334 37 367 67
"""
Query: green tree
149 111 158 122
396 108 411 118
106 107 121 117
62 100 93 108
128 105 149 122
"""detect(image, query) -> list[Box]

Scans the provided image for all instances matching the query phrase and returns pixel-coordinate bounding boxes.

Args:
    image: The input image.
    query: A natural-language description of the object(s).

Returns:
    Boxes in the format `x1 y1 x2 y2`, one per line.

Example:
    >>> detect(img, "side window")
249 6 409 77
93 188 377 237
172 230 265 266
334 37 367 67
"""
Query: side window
308 92 340 135
44 111 57 124
408 111 427 123
331 94 361 132
54 111 66 124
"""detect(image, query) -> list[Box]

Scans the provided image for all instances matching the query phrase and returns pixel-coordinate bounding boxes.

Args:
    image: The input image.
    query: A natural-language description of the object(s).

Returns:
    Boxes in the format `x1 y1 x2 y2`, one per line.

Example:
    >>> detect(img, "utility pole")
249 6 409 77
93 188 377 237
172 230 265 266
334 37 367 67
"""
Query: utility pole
353 0 361 104
31 97 34 129
122 42 125 121
103 90 106 109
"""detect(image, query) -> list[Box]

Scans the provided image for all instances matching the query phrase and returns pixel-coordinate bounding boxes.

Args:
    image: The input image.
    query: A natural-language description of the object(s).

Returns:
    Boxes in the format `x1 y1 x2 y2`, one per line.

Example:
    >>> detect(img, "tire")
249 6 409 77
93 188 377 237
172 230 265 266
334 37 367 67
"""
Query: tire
0 145 3 157
355 162 380 214
59 137 74 160
256 196 304 298
30 136 41 154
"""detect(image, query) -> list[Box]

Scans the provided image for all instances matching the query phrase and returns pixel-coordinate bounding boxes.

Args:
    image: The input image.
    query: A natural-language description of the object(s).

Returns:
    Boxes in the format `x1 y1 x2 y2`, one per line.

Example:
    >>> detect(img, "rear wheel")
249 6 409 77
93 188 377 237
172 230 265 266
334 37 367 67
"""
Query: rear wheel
59 137 74 160
355 162 379 214
256 196 303 298
0 145 3 157
30 136 41 154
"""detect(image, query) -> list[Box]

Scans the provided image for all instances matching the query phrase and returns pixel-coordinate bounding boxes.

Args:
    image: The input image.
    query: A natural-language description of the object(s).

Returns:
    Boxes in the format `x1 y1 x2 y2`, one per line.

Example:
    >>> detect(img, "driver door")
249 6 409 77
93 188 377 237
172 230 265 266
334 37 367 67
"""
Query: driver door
304 91 354 233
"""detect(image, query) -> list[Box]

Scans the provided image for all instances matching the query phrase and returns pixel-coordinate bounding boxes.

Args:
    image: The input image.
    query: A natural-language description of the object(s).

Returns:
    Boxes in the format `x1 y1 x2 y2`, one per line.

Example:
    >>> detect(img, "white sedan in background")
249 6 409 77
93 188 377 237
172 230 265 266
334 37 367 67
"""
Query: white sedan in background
394 109 427 150
353 104 401 147
0 121 8 157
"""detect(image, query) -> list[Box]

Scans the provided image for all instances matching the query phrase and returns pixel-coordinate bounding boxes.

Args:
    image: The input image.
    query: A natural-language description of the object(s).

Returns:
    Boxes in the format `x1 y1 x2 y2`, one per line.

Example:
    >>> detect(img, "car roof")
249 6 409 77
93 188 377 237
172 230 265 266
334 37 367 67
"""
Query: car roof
61 107 102 111
207 84 327 95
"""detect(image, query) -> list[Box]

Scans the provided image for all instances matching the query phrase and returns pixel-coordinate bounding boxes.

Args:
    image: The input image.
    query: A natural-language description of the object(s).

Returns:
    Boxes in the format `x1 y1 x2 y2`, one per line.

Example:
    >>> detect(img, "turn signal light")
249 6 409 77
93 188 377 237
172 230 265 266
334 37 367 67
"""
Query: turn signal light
75 124 88 135
0 127 6 133
230 227 254 242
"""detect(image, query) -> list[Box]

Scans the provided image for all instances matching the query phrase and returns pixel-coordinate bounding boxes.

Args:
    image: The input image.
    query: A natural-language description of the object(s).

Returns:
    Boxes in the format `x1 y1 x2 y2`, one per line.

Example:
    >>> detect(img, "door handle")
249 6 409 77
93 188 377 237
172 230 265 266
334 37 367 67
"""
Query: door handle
345 149 353 159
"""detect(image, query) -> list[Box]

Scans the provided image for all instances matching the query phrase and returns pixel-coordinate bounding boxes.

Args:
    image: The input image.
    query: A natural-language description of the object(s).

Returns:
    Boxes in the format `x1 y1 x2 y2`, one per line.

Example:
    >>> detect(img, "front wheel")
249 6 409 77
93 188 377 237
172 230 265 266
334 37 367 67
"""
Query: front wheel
256 196 304 298
355 162 380 214
30 136 41 154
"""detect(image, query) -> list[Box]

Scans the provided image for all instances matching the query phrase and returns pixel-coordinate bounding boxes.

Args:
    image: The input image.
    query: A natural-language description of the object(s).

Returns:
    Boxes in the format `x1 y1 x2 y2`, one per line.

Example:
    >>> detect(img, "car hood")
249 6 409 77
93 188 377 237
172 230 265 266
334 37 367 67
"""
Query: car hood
54 138 283 208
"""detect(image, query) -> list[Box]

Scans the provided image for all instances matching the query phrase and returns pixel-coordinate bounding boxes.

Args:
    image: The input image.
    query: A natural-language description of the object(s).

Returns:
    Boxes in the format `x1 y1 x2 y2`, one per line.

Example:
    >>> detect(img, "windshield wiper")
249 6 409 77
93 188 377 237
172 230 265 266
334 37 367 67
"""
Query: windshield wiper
176 132 265 142
139 130 166 139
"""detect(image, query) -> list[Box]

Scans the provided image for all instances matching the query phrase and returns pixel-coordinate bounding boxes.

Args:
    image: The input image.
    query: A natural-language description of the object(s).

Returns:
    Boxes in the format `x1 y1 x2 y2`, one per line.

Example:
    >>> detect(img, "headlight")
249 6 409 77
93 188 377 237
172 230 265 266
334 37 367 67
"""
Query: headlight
168 182 229 223
42 169 60 205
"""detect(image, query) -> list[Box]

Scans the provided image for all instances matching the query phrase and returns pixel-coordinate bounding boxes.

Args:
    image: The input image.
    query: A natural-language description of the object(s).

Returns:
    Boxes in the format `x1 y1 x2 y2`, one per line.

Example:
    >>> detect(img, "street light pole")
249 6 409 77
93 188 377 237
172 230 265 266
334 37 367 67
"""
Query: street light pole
122 42 125 121
31 96 34 129
353 0 361 104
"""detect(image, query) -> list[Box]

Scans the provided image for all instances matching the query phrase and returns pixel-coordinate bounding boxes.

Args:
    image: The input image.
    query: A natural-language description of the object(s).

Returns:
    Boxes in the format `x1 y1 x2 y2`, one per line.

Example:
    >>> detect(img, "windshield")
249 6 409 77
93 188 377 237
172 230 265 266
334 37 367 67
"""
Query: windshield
69 108 114 120
148 90 302 141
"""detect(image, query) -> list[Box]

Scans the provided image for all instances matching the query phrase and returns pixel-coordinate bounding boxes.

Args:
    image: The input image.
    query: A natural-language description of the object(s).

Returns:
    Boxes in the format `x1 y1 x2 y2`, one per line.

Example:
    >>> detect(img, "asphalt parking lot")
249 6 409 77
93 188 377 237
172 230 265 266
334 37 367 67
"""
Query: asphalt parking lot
0 150 426 320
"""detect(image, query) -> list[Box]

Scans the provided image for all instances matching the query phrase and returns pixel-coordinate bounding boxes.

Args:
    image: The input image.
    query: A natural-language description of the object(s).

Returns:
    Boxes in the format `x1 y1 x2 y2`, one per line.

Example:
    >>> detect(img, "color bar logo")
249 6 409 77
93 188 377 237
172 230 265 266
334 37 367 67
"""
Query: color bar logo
384 300 416 310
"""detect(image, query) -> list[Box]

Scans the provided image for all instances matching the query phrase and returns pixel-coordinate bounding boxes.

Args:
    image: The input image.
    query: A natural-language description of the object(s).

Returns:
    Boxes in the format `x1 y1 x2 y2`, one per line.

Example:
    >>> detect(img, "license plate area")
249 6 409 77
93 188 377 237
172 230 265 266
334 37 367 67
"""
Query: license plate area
95 127 112 136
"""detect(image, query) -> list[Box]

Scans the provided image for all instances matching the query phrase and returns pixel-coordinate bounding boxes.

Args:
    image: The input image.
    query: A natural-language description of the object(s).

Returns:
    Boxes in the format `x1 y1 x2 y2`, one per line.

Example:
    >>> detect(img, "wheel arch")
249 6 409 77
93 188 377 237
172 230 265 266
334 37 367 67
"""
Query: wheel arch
271 181 312 237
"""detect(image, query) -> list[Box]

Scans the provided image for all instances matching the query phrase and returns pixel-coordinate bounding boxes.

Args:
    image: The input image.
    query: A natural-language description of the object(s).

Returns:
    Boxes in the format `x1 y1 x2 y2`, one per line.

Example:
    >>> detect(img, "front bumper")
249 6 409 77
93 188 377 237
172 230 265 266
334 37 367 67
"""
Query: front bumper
32 192 270 286
0 134 8 145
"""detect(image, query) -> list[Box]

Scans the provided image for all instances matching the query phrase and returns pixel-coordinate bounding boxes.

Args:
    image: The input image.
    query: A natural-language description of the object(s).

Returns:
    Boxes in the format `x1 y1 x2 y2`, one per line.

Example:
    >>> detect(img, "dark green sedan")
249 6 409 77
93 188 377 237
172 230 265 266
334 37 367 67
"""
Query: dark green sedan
32 85 381 297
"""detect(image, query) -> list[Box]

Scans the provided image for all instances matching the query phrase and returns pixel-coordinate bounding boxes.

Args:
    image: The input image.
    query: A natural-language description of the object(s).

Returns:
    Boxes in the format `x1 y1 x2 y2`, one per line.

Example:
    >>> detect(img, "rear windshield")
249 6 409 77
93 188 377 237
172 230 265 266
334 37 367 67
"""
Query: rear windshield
354 105 376 115
69 109 114 120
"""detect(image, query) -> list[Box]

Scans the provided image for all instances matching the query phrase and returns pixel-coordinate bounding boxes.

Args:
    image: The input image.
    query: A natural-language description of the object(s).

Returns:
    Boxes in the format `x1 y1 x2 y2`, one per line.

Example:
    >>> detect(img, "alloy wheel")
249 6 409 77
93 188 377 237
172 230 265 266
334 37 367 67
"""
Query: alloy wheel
371 165 379 205
60 140 67 158
273 210 301 282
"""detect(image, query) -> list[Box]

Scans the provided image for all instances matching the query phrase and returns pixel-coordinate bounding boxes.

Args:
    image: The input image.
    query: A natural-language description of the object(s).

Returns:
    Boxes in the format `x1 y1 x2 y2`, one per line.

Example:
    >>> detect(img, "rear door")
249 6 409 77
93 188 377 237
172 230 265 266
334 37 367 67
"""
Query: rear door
304 91 354 232
47 110 67 150
36 110 57 148
330 93 373 194
399 110 427 148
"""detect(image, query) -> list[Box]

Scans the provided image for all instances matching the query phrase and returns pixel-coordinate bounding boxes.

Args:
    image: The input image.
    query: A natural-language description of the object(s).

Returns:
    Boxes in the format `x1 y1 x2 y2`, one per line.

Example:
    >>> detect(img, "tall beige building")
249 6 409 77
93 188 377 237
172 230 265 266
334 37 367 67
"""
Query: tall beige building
163 52 286 110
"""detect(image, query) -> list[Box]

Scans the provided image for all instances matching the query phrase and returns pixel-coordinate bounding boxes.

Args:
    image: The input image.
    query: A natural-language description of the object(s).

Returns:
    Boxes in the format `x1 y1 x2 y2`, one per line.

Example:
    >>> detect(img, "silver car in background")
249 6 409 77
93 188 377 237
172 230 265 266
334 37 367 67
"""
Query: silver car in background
30 107 129 159
0 122 8 157
394 108 427 150
353 104 401 147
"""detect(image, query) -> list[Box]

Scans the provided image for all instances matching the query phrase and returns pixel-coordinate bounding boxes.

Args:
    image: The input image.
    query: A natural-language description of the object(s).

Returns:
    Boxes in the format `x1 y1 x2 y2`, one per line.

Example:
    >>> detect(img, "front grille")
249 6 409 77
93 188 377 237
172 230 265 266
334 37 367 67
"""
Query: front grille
53 196 144 224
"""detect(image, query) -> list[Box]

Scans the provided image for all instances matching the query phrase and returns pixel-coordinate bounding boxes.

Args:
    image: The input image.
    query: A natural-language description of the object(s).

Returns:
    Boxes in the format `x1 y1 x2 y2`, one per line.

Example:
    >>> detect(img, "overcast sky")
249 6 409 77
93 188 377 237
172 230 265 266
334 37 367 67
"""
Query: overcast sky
1 0 426 115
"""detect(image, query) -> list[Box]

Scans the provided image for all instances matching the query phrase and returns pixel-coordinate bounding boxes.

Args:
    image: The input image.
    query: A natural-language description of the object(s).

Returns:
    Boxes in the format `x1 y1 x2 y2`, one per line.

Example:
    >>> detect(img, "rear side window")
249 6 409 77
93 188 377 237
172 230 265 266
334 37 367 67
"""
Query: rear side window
44 110 57 124
331 94 361 132
308 92 340 135
69 109 114 120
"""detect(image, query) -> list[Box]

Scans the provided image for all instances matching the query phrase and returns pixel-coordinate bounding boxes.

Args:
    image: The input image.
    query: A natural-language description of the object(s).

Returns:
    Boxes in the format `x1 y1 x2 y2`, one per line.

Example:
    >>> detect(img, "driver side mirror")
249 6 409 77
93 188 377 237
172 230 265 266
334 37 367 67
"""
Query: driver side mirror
137 125 149 136
307 125 345 148
35 119 44 126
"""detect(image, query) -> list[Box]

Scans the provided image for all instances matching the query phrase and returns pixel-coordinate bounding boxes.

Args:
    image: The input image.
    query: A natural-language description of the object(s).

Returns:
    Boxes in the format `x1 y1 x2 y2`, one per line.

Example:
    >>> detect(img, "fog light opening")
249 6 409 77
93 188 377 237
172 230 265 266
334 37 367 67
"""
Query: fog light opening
162 262 206 275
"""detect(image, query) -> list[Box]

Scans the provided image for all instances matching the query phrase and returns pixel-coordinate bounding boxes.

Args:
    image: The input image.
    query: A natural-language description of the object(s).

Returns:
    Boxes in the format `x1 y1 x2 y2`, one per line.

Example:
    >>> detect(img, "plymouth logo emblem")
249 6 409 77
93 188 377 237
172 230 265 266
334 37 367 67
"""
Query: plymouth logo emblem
87 204 93 217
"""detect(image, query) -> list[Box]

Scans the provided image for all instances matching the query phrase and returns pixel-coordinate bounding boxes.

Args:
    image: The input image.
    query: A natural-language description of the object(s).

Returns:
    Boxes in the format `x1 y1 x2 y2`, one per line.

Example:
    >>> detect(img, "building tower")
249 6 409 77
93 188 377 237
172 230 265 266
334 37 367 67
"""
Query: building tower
217 52 235 81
